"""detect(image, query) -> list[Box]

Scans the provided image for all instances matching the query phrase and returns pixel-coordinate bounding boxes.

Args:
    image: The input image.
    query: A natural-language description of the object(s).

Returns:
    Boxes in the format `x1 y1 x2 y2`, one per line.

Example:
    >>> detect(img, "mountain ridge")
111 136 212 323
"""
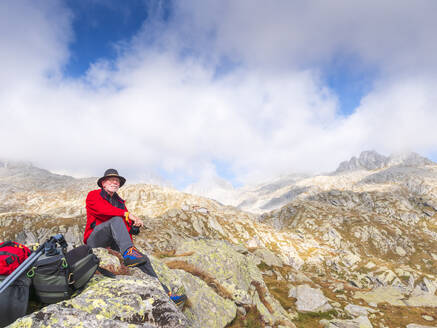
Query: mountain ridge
0 151 436 327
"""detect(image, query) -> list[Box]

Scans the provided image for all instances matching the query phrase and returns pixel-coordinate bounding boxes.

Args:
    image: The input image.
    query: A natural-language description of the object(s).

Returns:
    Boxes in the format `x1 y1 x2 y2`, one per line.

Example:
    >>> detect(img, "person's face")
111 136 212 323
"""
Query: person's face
102 177 120 194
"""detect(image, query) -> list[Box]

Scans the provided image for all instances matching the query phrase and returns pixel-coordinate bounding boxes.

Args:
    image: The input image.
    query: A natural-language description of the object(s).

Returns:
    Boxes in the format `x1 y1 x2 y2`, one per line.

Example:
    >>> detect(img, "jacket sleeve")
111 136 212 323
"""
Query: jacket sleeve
86 191 127 221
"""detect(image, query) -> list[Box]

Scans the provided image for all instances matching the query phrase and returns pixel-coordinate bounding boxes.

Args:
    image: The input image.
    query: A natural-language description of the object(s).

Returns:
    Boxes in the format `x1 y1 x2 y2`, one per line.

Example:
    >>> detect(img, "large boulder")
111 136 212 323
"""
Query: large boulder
288 284 333 312
149 255 237 328
253 248 283 267
354 287 406 306
354 286 437 307
169 239 294 326
10 275 188 328
322 315 373 328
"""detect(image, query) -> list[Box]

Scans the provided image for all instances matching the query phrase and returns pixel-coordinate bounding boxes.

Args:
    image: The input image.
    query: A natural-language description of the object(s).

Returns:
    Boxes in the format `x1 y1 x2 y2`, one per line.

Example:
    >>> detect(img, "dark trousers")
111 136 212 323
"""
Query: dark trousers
87 216 133 254
86 216 169 294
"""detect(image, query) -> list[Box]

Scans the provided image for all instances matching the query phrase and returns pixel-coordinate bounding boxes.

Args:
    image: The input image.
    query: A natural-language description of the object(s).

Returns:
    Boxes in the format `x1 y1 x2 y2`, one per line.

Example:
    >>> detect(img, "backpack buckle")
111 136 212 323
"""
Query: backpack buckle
68 272 75 285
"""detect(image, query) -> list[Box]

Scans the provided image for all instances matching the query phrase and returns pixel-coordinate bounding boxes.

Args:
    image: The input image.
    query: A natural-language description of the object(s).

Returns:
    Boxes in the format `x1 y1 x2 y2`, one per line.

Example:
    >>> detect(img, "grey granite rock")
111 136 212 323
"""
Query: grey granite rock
288 284 332 312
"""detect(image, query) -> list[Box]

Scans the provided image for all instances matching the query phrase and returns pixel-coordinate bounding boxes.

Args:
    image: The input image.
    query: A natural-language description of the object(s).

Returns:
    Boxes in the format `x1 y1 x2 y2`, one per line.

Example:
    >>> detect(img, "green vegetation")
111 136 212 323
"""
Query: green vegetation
294 310 338 328
225 306 264 328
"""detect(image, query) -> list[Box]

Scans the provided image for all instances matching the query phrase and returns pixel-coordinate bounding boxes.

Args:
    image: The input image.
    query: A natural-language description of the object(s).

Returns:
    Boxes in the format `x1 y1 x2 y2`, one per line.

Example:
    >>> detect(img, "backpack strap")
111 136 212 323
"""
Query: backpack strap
70 255 100 285
96 266 116 278
0 241 14 248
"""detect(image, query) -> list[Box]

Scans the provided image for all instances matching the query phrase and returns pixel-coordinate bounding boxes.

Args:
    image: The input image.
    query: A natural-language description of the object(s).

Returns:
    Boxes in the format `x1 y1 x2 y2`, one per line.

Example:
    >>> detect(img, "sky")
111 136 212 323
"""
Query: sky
1 0 437 189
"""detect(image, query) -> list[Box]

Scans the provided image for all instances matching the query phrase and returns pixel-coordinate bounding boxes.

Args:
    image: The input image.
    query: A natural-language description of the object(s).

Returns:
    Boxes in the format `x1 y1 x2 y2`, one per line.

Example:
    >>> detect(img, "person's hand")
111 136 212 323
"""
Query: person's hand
129 213 144 227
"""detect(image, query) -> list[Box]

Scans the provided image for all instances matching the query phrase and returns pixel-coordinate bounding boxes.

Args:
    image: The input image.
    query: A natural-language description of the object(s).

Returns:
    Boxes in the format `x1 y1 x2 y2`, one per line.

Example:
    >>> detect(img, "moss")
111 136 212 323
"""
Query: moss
263 275 295 311
225 306 264 328
294 310 338 328
257 262 272 272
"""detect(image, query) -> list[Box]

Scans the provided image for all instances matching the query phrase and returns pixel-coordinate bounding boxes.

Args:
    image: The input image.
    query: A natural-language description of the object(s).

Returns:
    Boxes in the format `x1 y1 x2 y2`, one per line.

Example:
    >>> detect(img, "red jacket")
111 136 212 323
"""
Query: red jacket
83 189 131 244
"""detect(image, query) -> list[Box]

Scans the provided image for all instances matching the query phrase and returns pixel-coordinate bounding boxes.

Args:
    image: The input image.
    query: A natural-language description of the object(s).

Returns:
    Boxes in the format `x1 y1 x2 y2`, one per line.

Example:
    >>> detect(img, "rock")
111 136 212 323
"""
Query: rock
331 282 345 292
286 272 312 283
278 245 304 270
341 251 361 267
354 287 406 306
149 255 237 328
10 307 142 328
237 306 246 316
395 246 407 257
289 284 333 312
375 269 398 286
423 277 437 295
231 244 249 255
336 150 389 172
325 315 373 328
344 304 375 317
176 270 237 328
92 247 123 273
174 239 293 325
406 294 437 307
355 282 437 308
406 324 437 328
253 248 283 267
422 315 435 321
365 262 376 269
206 216 225 235
11 275 189 328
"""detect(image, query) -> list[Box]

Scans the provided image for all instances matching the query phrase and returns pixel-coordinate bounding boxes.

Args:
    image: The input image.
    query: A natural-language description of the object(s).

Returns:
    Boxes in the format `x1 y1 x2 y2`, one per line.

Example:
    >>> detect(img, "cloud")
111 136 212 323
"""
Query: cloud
0 0 72 86
168 0 437 75
1 1 437 187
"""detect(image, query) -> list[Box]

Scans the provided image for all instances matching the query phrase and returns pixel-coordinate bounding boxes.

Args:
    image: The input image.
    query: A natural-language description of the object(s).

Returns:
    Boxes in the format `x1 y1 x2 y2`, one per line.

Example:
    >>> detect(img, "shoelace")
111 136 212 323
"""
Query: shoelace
126 247 142 258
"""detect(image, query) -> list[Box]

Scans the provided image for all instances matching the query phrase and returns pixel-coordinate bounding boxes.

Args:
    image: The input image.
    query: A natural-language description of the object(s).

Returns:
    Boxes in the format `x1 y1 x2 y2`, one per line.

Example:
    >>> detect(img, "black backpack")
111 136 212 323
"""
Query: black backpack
28 245 100 304
0 273 31 327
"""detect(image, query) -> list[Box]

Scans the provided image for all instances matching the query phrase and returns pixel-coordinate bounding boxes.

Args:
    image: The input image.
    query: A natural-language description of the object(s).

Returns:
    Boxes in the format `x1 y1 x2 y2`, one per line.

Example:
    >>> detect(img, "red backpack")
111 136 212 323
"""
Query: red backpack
0 241 32 275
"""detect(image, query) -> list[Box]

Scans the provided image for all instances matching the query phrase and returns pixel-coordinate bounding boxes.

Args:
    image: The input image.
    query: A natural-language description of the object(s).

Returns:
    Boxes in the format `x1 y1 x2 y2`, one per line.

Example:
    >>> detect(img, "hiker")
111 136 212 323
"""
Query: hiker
84 168 186 305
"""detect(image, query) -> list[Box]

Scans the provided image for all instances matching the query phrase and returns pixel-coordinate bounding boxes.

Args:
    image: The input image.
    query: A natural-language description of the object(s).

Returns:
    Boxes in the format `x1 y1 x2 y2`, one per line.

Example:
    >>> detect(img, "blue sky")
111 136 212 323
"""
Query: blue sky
65 0 151 77
1 0 437 189
65 1 369 117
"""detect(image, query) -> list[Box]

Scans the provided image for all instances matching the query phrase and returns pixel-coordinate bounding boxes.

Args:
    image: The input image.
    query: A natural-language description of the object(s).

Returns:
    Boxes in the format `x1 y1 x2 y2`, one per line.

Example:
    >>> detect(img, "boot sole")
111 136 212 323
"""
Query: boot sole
124 258 148 267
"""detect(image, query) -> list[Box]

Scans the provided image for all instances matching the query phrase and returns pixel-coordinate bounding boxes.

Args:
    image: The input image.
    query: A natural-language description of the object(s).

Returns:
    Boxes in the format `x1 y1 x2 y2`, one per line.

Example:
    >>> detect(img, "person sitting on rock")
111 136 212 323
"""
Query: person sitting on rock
84 168 186 306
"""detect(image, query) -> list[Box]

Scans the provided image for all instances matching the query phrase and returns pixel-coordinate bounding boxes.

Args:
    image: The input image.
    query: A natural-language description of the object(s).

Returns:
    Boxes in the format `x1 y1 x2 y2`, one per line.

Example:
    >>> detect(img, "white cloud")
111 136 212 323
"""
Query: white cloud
169 0 437 75
1 1 437 187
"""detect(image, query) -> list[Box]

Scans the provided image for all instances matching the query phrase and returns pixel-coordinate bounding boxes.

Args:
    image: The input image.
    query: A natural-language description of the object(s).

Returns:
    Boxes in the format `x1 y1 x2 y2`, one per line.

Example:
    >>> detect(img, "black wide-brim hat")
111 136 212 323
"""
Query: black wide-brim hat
97 168 126 188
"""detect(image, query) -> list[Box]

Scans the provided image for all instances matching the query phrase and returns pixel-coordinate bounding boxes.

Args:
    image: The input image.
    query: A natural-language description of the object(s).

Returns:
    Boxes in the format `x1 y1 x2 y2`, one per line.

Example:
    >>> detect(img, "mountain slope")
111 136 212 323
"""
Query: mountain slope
0 155 436 327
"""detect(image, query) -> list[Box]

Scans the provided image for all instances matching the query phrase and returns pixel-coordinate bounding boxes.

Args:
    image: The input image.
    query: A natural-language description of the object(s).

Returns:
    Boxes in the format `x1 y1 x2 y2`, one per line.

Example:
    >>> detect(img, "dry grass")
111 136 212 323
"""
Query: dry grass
225 305 265 328
263 274 295 312
251 281 274 314
165 260 233 300
293 310 337 328
374 303 437 328
152 249 195 258
95 248 131 275
273 319 297 328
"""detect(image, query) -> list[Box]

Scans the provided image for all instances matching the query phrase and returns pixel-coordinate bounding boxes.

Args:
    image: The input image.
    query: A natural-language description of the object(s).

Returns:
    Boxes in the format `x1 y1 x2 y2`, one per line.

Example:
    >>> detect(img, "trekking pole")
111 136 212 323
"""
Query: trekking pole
0 234 66 294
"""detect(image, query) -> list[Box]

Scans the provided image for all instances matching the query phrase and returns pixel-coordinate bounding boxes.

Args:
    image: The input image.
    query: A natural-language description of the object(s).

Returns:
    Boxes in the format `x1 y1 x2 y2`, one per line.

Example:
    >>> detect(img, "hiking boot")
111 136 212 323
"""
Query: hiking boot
123 246 147 267
169 293 187 308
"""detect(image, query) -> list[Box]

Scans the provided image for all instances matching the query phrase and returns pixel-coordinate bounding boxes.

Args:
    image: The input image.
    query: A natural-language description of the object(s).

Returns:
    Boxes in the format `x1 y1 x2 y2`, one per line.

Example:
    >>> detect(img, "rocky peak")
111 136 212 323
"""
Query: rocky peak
387 152 434 167
335 150 434 173
335 151 389 173
0 159 88 193
1 160 33 169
